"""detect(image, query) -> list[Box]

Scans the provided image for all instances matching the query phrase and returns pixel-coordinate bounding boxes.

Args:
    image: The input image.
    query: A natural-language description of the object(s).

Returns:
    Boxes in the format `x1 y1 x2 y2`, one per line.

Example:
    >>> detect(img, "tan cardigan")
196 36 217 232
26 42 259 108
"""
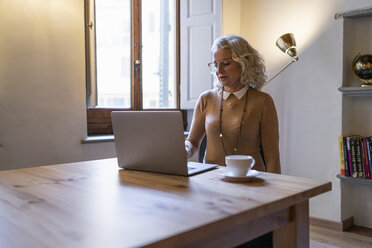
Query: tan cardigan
187 87 281 173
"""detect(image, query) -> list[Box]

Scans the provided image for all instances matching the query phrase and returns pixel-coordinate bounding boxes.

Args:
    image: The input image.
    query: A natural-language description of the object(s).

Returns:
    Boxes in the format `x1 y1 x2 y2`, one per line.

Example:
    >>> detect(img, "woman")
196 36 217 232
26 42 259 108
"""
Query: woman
185 34 280 174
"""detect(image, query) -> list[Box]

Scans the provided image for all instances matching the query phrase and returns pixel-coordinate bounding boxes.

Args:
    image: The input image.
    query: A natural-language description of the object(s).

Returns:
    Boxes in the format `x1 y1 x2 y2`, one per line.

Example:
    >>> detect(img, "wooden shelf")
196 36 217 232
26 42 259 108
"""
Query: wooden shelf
338 87 372 96
335 6 372 19
337 174 372 186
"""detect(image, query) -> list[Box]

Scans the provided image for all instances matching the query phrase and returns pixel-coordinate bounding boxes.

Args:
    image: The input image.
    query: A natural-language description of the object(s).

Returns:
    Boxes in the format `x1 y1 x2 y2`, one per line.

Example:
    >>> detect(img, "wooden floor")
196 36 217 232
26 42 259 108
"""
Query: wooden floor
310 225 372 248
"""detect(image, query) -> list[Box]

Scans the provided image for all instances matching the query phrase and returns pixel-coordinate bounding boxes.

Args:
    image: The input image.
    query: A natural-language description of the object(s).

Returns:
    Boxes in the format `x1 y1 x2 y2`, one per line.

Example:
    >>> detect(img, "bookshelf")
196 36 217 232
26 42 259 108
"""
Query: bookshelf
336 6 372 181
336 174 372 186
336 6 372 229
335 6 372 88
338 87 372 96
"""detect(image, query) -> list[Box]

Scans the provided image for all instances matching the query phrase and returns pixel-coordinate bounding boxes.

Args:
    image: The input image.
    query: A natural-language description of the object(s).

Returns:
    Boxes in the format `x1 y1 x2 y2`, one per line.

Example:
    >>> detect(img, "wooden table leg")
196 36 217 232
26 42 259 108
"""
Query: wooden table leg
273 200 309 248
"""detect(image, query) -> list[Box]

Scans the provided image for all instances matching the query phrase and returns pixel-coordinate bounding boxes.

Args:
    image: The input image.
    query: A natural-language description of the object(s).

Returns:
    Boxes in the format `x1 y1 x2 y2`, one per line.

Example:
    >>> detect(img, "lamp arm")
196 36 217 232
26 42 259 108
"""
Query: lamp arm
259 56 298 90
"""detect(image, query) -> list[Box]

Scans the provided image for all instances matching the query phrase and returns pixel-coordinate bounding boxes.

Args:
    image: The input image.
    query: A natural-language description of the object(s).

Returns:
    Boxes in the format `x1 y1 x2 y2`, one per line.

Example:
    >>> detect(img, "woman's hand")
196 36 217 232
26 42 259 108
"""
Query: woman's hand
185 140 197 160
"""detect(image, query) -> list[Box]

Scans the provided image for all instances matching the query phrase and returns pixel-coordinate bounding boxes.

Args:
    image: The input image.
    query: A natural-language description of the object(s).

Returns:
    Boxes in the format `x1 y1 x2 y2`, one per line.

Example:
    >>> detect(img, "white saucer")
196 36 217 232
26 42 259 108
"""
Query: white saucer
219 169 260 181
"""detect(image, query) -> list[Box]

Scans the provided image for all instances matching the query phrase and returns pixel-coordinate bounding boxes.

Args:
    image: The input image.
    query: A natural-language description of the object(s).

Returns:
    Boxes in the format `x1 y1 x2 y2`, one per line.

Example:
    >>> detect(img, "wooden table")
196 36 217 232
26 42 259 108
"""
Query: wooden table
0 158 331 248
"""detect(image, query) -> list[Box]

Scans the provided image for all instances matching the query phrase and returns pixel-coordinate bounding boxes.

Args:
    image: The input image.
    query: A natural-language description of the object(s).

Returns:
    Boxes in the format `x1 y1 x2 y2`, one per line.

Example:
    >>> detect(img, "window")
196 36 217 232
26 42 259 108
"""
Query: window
85 0 180 135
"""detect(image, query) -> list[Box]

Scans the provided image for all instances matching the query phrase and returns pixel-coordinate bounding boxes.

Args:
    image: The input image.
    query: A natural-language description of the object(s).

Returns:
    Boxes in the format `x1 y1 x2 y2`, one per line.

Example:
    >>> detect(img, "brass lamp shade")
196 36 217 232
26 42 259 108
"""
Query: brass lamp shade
259 33 299 90
276 33 298 60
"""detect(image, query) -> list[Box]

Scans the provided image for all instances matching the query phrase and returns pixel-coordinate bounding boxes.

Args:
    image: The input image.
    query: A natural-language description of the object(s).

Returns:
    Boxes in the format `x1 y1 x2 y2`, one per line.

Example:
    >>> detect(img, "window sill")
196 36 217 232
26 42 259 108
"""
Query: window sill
81 135 115 144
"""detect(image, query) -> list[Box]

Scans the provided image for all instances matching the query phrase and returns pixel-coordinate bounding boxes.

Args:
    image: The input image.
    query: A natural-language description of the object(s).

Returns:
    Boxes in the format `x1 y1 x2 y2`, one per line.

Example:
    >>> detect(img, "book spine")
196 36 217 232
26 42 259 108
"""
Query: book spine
354 137 365 178
343 136 350 176
361 138 370 179
346 137 353 177
338 136 346 176
348 137 358 178
366 137 372 178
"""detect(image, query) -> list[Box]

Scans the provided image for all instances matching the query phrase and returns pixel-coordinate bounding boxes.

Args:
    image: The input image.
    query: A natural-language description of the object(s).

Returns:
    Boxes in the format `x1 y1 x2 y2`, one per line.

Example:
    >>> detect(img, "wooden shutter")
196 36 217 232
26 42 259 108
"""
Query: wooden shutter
180 0 222 109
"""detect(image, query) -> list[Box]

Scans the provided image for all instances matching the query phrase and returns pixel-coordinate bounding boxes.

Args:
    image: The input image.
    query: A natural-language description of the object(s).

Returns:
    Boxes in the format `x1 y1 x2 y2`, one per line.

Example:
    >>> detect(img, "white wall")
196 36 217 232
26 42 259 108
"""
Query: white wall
222 0 372 227
0 0 116 170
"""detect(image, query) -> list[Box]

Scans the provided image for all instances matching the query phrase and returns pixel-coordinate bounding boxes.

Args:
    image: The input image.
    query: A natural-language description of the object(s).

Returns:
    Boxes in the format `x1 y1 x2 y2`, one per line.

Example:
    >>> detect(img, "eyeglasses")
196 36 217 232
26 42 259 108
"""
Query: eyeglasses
207 58 234 73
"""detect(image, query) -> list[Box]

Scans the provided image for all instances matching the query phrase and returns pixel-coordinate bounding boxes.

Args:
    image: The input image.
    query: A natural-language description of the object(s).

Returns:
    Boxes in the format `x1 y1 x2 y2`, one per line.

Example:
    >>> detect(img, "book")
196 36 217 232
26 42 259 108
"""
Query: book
361 137 370 179
354 136 365 178
342 136 350 176
347 136 358 178
338 136 346 176
366 137 372 178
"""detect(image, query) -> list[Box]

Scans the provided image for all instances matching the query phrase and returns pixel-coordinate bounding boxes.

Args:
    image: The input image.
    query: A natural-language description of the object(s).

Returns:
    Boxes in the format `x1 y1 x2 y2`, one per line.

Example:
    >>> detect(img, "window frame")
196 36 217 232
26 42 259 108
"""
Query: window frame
85 0 181 136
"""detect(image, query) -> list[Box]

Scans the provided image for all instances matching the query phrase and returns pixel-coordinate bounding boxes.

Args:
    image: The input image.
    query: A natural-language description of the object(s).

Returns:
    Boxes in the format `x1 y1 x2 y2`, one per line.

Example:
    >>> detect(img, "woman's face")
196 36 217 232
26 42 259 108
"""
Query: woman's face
213 48 242 92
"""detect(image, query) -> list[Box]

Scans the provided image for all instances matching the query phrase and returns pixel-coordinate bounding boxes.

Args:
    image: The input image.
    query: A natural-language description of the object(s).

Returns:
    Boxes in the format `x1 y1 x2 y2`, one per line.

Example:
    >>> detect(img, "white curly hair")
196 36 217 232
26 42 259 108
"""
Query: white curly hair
211 34 267 89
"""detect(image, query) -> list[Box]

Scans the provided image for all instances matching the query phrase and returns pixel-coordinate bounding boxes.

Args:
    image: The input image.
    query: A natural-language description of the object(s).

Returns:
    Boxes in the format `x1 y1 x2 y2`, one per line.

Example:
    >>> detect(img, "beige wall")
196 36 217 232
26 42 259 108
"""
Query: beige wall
0 0 116 170
222 0 372 228
222 0 241 35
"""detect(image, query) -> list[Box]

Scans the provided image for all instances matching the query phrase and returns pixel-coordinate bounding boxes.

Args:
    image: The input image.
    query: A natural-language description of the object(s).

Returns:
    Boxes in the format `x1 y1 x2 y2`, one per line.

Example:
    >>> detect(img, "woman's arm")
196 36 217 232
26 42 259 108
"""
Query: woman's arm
261 94 281 173
185 95 207 159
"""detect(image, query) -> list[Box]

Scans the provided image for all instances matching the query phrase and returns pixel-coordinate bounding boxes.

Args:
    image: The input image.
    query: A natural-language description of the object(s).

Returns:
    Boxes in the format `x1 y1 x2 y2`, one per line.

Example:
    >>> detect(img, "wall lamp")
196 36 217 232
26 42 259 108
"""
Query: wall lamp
260 33 298 90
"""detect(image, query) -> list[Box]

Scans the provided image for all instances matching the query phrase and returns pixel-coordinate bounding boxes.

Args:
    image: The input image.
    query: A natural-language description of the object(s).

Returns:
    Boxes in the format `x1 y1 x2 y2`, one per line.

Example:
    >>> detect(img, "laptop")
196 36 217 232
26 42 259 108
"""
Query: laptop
111 111 218 176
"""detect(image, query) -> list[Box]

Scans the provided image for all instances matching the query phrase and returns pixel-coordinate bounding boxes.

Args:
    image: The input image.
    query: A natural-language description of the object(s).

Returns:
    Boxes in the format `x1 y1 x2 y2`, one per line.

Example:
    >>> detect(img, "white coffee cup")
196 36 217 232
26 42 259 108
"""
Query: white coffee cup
225 155 255 177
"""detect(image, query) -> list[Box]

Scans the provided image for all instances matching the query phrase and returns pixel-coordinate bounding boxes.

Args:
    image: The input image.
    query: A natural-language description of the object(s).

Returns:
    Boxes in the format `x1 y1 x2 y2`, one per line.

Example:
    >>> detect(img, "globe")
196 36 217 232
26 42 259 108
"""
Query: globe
352 54 372 87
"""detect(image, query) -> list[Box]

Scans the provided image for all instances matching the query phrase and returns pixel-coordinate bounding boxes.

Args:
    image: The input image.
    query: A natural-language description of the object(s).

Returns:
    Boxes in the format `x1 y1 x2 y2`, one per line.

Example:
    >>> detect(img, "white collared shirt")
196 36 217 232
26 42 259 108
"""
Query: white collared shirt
221 85 249 100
